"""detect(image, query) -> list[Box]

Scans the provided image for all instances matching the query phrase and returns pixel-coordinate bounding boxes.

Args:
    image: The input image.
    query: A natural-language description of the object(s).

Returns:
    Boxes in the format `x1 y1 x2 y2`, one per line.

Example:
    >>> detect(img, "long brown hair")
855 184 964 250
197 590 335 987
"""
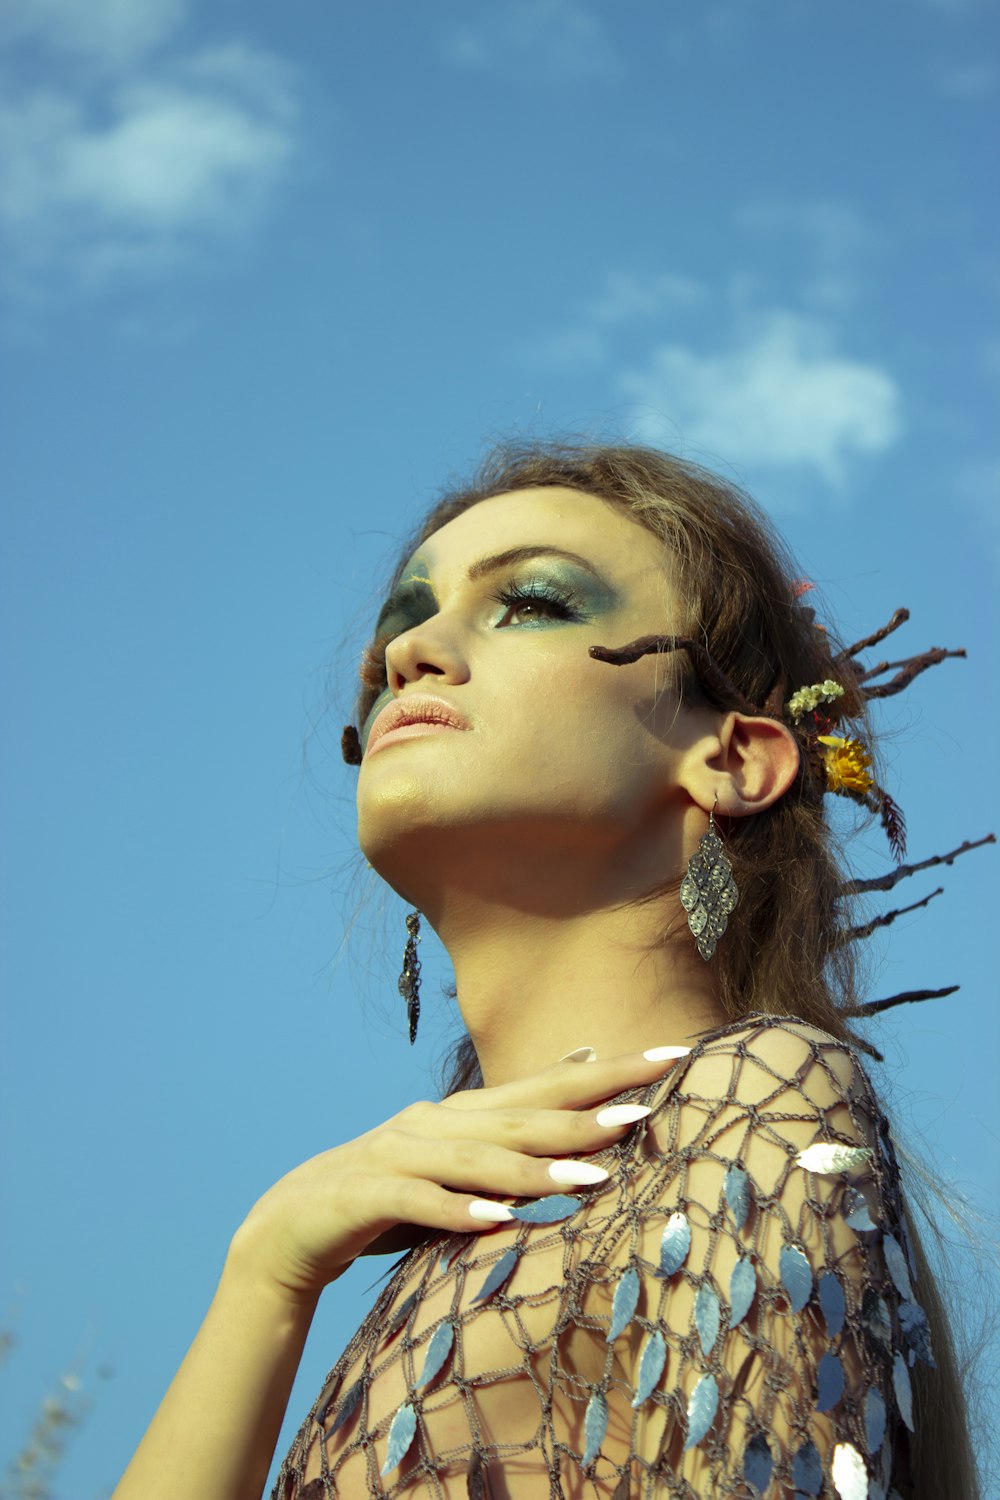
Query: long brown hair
350 440 980 1496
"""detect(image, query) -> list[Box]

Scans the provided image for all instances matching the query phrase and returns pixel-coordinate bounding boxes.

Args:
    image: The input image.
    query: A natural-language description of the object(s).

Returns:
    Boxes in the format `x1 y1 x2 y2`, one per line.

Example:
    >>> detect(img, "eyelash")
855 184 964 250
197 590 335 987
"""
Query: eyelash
358 576 582 692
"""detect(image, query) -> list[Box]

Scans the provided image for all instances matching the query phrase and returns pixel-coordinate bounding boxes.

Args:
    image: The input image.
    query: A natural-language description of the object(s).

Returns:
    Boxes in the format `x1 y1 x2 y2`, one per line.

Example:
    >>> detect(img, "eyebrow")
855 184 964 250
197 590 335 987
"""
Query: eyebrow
466 545 609 584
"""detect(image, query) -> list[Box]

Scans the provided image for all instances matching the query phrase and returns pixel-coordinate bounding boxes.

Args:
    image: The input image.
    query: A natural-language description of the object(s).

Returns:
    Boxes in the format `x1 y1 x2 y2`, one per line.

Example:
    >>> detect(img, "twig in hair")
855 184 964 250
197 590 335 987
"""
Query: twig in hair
342 724 363 765
841 834 995 896
843 985 960 1019
862 646 966 700
842 887 944 943
837 608 910 663
588 636 763 717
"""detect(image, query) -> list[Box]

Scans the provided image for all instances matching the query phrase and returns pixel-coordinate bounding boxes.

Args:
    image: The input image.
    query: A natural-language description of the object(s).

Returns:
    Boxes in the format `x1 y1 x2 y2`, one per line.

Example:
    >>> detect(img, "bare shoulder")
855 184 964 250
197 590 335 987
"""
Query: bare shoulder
677 1011 859 1106
636 1012 872 1163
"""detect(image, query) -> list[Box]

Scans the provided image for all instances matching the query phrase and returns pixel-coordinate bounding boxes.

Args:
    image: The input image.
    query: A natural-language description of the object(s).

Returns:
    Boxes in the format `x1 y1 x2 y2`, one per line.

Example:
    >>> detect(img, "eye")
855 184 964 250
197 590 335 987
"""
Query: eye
490 576 582 627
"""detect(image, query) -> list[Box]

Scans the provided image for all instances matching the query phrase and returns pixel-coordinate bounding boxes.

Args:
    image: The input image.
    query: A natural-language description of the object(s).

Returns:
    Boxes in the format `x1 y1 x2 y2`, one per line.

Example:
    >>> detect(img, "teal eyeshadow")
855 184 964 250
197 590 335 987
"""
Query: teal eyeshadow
360 566 622 751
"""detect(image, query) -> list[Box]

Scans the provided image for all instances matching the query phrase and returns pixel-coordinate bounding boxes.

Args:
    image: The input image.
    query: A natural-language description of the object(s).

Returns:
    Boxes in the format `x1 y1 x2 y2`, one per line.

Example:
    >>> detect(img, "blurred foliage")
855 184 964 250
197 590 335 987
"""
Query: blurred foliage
0 1311 113 1500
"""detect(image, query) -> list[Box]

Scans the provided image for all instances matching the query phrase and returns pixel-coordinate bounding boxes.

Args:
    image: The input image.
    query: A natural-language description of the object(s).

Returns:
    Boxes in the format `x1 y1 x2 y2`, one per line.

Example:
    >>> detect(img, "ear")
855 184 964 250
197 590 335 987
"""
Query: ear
682 711 800 818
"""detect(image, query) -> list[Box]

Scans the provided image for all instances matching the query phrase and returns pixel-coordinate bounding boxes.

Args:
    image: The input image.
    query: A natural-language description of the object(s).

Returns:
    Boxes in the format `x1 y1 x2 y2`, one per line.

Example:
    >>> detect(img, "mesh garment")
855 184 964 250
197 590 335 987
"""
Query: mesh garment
271 1015 931 1499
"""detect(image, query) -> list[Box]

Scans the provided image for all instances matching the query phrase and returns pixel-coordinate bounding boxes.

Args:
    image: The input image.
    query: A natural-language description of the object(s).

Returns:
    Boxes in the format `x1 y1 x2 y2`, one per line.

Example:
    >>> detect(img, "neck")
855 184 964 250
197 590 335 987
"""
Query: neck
417 848 726 1086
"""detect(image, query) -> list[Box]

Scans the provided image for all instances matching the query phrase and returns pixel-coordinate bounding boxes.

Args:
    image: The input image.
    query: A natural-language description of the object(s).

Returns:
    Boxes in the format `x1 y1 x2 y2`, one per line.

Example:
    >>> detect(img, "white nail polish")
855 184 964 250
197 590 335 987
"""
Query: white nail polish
559 1046 597 1063
643 1045 692 1062
468 1199 515 1222
596 1104 652 1128
548 1160 611 1185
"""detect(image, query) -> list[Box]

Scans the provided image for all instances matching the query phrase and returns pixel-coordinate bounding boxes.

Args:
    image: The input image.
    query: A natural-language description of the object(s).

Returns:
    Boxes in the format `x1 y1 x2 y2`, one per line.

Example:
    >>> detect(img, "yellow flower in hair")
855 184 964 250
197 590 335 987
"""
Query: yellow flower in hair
817 735 874 794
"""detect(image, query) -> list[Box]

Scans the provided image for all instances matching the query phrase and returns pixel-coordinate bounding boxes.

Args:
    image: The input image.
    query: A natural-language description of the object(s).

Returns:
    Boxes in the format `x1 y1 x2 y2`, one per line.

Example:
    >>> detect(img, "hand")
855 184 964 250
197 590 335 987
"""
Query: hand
226 1046 688 1304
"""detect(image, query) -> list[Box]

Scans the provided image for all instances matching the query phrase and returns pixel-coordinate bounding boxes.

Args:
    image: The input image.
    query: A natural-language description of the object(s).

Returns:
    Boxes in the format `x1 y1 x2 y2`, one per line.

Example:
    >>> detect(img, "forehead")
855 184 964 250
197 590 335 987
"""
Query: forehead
408 486 669 585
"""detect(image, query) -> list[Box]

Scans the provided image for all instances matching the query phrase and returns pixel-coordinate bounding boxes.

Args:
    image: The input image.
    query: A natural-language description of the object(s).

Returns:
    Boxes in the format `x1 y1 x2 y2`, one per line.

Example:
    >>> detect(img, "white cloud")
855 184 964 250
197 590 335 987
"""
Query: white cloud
442 0 615 80
618 311 903 488
0 23 298 294
0 0 187 69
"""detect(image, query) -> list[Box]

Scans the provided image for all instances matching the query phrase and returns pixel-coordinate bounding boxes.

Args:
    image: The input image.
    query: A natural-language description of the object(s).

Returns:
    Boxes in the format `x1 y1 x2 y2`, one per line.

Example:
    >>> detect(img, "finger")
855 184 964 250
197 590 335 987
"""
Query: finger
421 1101 656 1158
444 1044 691 1114
380 1135 612 1200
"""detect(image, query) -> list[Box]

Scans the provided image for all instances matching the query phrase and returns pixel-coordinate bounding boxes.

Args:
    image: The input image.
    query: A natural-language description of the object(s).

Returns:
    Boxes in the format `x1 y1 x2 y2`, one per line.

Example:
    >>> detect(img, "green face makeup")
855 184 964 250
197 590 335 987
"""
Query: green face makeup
359 545 622 752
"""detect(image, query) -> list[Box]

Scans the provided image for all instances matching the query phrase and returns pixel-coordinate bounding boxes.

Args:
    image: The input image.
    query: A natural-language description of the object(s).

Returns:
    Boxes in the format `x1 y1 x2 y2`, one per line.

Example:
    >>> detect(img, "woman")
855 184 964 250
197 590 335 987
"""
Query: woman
111 443 979 1499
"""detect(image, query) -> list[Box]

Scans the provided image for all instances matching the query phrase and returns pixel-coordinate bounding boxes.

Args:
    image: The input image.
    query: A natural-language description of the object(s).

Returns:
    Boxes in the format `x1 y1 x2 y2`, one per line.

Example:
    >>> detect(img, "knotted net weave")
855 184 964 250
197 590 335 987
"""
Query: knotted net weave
272 1015 929 1498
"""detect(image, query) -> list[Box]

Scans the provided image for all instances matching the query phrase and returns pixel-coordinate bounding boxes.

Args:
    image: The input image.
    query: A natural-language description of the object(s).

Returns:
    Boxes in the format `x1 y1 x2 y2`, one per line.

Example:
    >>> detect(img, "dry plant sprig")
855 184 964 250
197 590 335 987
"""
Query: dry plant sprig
842 886 944 944
840 834 996 898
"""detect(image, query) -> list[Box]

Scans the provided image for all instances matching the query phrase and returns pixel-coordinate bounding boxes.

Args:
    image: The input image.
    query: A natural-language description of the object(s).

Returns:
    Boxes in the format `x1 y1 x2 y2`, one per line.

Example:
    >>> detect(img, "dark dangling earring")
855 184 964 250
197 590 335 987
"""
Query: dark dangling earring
398 910 422 1044
679 800 739 960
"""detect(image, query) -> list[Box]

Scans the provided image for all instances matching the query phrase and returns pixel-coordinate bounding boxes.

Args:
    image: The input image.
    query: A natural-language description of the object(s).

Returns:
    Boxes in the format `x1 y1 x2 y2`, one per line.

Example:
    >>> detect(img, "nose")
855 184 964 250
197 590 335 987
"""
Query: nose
384 618 470 694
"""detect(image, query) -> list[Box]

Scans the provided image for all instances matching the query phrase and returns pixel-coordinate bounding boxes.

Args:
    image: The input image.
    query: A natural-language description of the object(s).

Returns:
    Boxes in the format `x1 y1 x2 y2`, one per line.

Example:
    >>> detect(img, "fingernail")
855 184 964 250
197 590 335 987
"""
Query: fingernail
548 1160 611 1185
595 1104 652 1128
468 1200 515 1222
643 1045 692 1062
559 1046 598 1063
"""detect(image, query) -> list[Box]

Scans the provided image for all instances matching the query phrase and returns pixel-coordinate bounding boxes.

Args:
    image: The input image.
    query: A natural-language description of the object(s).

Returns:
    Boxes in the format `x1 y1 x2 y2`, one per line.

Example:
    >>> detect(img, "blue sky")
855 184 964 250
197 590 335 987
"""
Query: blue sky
1 1 998 1495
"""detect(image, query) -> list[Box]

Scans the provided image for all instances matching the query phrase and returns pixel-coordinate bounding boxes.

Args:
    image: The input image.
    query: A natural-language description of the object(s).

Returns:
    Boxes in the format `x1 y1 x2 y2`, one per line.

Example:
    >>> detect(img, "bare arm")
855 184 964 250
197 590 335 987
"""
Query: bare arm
111 1252 323 1500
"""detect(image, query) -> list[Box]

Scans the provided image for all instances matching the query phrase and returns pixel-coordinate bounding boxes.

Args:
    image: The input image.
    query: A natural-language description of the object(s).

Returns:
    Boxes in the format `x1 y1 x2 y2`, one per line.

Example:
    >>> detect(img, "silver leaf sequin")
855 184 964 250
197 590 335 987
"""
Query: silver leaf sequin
882 1233 913 1300
683 1373 718 1451
630 1330 666 1409
743 1432 773 1494
415 1321 454 1389
864 1385 887 1454
326 1377 364 1438
472 1246 521 1304
695 1283 721 1356
438 1242 461 1273
843 1186 878 1232
899 1299 935 1367
607 1267 640 1344
832 1441 868 1500
657 1211 691 1278
792 1439 823 1496
582 1390 608 1466
817 1350 845 1412
779 1244 812 1313
509 1194 581 1223
893 1351 914 1432
724 1163 750 1230
819 1271 846 1338
380 1402 417 1475
728 1257 756 1329
900 1212 918 1284
796 1142 873 1174
386 1291 418 1339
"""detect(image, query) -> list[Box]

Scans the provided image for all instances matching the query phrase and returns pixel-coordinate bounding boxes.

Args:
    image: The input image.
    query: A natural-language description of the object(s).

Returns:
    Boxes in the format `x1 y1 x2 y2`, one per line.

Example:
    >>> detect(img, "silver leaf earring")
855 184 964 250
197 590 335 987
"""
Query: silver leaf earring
679 801 739 960
398 910 422 1043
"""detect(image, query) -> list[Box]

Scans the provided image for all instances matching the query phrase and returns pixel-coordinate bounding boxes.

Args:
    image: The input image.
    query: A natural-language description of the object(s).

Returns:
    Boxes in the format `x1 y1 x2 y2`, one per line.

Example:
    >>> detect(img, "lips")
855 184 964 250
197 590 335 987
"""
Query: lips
365 694 471 755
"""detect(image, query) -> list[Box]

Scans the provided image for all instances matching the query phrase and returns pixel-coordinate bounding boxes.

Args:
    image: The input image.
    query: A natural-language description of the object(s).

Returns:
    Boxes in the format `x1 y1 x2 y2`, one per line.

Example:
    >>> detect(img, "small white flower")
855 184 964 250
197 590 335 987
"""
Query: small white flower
786 679 845 722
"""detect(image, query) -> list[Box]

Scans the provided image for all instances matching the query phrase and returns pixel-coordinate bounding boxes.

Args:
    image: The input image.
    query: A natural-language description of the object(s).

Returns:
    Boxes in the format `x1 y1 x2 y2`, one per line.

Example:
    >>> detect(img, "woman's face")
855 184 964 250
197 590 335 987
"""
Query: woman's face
356 486 712 905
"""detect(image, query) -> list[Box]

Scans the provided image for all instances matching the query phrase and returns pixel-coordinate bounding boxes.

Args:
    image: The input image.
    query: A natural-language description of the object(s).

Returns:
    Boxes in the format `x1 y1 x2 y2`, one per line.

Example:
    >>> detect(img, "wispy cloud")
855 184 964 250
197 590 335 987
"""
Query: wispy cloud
0 0 186 68
0 1 298 298
736 198 878 312
526 269 706 369
619 311 902 489
441 0 616 80
934 61 998 98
